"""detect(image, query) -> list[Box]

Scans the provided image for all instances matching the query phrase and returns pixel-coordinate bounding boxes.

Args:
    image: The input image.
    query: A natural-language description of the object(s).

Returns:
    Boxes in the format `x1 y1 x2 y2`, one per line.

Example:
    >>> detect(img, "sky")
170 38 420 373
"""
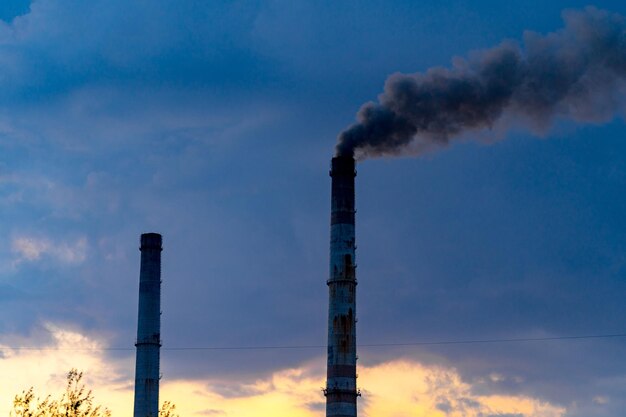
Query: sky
0 1 625 416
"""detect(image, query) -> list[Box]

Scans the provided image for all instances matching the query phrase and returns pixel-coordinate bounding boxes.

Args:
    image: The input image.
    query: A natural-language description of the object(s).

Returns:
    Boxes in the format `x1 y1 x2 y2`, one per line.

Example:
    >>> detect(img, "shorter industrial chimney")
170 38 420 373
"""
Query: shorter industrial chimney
133 233 162 417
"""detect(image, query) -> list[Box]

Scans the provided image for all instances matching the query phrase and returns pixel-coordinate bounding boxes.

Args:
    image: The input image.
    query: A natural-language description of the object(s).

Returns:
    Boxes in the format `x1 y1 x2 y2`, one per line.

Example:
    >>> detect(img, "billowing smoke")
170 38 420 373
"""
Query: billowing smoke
337 7 626 159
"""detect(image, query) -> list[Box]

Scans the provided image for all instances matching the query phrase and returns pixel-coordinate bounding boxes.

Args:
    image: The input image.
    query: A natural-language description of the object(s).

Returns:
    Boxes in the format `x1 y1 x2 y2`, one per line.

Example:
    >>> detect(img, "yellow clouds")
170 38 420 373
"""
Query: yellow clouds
359 360 565 417
0 323 133 416
161 359 565 417
0 324 566 417
161 365 325 417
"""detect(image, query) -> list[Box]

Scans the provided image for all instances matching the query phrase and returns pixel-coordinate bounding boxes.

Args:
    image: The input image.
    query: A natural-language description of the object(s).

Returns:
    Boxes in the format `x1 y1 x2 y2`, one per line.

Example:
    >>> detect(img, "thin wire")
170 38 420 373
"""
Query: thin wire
163 332 626 350
2 332 625 351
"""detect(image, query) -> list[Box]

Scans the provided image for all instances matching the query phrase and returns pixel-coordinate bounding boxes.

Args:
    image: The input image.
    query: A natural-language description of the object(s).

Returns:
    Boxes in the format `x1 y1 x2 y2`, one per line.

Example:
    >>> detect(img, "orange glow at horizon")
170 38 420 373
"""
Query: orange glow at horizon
0 324 566 417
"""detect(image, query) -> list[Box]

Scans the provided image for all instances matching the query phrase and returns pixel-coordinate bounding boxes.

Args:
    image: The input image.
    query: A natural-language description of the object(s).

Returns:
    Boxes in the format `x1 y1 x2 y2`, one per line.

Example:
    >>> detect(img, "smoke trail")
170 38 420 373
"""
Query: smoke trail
336 7 626 159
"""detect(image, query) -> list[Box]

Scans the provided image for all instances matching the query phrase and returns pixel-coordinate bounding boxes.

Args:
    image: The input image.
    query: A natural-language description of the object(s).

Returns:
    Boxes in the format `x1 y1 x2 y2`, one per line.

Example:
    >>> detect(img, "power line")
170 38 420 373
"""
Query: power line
2 332 625 352
358 332 626 348
162 332 626 350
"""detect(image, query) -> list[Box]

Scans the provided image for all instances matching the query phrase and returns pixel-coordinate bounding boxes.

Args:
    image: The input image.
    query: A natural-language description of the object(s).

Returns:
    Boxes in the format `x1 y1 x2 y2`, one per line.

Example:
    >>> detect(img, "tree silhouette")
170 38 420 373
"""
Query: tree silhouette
10 369 178 417
11 369 110 417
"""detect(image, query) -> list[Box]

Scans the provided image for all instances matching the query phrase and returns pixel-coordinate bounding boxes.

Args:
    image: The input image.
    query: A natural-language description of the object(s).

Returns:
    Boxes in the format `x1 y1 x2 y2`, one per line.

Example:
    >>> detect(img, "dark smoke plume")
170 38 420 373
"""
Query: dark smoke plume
337 7 626 159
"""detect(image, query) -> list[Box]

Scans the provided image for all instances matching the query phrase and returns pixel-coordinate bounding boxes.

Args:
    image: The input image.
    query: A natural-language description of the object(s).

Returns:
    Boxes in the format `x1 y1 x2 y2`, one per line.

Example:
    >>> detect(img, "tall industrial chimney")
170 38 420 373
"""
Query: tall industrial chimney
325 156 359 417
133 233 162 417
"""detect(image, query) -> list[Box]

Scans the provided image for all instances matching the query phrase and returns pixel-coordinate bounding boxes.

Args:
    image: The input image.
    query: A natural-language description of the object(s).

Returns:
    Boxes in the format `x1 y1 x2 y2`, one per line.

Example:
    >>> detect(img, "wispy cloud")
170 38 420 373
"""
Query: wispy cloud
11 235 88 265
195 409 227 416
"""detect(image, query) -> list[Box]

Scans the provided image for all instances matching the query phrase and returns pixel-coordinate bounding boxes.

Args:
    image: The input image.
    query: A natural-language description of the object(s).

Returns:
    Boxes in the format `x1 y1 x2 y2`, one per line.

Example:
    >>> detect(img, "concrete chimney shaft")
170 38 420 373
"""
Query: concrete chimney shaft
325 156 359 417
133 233 162 417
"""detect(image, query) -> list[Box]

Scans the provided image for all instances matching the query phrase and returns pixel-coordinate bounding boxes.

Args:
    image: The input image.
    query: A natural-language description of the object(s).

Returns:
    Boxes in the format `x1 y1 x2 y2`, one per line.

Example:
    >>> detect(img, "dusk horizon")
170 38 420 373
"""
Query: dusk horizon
0 1 625 416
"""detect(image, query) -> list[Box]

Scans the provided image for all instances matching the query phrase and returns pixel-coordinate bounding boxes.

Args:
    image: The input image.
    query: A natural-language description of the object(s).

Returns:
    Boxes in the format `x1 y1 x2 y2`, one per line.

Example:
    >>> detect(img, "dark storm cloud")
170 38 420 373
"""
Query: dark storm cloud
435 399 452 413
0 0 271 104
0 0 30 22
304 401 325 412
1 2 626 416
354 132 626 415
338 7 626 158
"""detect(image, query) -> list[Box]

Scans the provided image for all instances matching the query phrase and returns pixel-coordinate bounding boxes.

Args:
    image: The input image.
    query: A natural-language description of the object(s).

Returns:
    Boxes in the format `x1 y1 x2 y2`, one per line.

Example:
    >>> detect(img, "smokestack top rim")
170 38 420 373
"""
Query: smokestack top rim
140 233 162 250
330 155 356 177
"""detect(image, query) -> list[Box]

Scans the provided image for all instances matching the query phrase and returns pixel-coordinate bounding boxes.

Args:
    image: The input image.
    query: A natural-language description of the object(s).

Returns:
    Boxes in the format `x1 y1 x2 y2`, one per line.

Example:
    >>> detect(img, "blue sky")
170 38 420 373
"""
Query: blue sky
0 1 625 416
